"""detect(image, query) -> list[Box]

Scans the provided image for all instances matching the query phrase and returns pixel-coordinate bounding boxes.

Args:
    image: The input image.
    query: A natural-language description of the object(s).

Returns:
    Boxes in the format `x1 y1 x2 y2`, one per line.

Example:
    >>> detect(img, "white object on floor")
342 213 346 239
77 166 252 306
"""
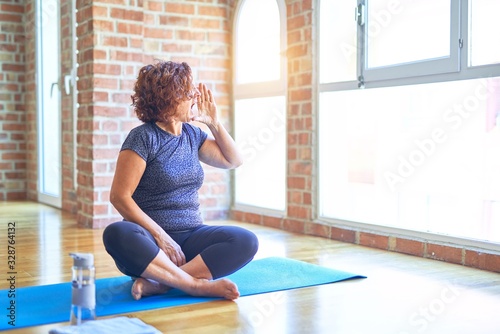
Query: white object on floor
48 316 162 334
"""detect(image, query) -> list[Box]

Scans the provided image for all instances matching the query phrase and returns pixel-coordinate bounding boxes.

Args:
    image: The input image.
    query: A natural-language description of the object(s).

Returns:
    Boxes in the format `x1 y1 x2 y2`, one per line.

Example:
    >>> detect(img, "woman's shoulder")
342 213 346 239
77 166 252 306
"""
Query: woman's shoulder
183 122 207 135
129 122 155 135
122 122 157 151
182 122 198 132
183 123 208 149
183 122 208 140
125 122 160 142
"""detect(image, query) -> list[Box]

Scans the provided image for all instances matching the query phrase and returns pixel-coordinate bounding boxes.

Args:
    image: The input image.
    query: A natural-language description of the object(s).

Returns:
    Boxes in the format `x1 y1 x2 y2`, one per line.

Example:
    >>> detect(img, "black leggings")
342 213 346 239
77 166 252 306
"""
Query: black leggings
102 221 259 279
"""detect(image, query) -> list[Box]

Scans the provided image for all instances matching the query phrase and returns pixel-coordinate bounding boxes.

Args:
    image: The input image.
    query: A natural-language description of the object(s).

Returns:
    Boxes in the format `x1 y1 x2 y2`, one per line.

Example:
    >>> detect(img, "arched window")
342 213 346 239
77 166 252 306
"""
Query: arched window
233 0 287 212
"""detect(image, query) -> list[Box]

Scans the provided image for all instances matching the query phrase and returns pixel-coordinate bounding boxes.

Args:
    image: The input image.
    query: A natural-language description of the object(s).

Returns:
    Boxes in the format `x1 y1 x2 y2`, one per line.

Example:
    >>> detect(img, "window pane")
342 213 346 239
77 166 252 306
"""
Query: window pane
469 0 500 66
319 0 358 83
236 0 281 84
367 0 450 68
38 0 61 198
235 96 286 211
319 77 500 243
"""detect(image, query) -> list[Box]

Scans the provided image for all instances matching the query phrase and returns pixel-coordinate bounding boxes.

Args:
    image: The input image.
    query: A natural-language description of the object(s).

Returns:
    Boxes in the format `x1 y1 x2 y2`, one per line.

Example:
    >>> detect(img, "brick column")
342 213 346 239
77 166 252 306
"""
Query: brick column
76 0 144 227
284 0 316 233
0 1 27 201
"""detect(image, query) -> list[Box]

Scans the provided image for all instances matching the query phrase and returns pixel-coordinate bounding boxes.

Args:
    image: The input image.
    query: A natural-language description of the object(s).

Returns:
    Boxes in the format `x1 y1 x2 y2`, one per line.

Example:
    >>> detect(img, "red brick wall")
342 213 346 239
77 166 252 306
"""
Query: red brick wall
285 0 315 233
0 1 27 201
74 0 139 227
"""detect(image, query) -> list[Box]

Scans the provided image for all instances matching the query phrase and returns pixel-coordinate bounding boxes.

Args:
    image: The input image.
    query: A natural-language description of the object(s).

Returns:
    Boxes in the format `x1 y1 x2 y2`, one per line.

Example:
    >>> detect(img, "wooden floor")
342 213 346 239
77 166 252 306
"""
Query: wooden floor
1 202 500 334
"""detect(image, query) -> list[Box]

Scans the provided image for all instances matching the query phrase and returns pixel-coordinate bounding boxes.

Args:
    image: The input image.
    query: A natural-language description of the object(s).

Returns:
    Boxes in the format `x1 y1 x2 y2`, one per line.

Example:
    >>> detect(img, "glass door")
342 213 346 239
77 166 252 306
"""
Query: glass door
36 0 61 208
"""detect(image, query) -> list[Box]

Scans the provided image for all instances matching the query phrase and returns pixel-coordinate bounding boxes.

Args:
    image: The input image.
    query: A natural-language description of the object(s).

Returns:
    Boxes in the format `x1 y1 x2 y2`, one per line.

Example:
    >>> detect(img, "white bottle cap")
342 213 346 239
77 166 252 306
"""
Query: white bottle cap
70 253 94 267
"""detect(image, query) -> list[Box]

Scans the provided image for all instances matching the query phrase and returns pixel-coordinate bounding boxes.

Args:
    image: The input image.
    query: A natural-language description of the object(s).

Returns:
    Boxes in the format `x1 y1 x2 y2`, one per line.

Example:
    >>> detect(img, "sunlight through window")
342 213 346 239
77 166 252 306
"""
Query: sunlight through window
234 0 286 212
236 0 281 84
319 77 500 243
469 0 500 66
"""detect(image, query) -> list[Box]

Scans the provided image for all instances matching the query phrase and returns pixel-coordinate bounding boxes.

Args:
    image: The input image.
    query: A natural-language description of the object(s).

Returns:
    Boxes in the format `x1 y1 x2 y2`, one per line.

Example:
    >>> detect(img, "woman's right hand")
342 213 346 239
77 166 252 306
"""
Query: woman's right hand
154 229 186 267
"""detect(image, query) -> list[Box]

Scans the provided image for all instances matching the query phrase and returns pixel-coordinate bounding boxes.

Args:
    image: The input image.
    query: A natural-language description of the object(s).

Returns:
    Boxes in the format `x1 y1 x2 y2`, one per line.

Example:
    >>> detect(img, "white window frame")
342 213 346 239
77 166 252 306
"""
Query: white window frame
320 0 500 92
233 0 287 99
36 0 62 208
317 0 500 252
232 0 288 214
360 1 461 83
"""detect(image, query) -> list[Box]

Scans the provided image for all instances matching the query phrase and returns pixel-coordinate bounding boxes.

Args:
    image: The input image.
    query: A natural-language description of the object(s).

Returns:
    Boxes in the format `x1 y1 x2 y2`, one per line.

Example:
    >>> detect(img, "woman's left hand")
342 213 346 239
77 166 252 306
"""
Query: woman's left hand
193 83 218 126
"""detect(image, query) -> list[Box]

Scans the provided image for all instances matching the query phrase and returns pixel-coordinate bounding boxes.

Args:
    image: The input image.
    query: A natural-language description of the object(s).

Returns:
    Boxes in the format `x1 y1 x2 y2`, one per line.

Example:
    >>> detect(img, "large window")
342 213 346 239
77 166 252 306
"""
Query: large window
233 0 287 211
319 0 500 246
319 78 500 243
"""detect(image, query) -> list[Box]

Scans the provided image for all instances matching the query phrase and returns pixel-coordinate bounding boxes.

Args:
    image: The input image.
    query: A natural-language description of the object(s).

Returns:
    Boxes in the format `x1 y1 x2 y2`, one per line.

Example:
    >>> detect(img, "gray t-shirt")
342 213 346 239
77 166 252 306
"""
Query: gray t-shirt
121 122 208 232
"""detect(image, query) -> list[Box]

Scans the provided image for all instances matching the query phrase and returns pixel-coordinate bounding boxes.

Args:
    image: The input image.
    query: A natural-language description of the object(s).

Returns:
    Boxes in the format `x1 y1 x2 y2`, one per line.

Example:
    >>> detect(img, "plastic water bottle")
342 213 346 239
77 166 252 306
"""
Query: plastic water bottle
69 253 96 325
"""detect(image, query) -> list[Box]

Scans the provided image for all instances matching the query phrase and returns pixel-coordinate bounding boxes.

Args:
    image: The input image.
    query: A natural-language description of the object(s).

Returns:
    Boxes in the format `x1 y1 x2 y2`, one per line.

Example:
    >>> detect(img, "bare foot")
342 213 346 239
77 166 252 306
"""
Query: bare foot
192 278 240 300
131 278 170 300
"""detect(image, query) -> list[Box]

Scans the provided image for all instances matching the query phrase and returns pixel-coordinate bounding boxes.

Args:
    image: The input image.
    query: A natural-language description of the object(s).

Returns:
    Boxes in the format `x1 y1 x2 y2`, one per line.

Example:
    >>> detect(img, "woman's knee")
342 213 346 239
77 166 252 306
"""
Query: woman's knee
102 221 156 254
102 221 133 251
229 227 259 260
102 221 159 277
102 222 121 250
242 229 259 258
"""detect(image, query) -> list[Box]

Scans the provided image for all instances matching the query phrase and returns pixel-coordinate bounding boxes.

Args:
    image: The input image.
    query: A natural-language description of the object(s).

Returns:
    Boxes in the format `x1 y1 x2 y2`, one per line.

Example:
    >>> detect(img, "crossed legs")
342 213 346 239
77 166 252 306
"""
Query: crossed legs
130 251 239 300
103 222 259 300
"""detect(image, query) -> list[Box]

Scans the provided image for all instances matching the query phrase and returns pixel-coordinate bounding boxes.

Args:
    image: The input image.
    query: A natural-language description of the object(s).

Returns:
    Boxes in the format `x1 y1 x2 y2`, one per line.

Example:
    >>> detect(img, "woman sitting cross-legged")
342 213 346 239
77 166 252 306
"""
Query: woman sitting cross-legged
102 60 259 300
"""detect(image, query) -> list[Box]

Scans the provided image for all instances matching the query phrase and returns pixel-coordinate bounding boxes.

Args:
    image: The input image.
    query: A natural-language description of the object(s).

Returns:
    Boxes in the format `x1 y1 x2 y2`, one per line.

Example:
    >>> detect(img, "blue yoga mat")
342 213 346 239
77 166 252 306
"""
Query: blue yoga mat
1 257 365 330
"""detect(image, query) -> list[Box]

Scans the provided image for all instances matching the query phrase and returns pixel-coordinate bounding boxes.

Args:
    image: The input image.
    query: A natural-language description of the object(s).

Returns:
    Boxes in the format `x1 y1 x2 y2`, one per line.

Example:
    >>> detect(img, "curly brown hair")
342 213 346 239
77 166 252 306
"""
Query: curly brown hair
131 60 196 123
